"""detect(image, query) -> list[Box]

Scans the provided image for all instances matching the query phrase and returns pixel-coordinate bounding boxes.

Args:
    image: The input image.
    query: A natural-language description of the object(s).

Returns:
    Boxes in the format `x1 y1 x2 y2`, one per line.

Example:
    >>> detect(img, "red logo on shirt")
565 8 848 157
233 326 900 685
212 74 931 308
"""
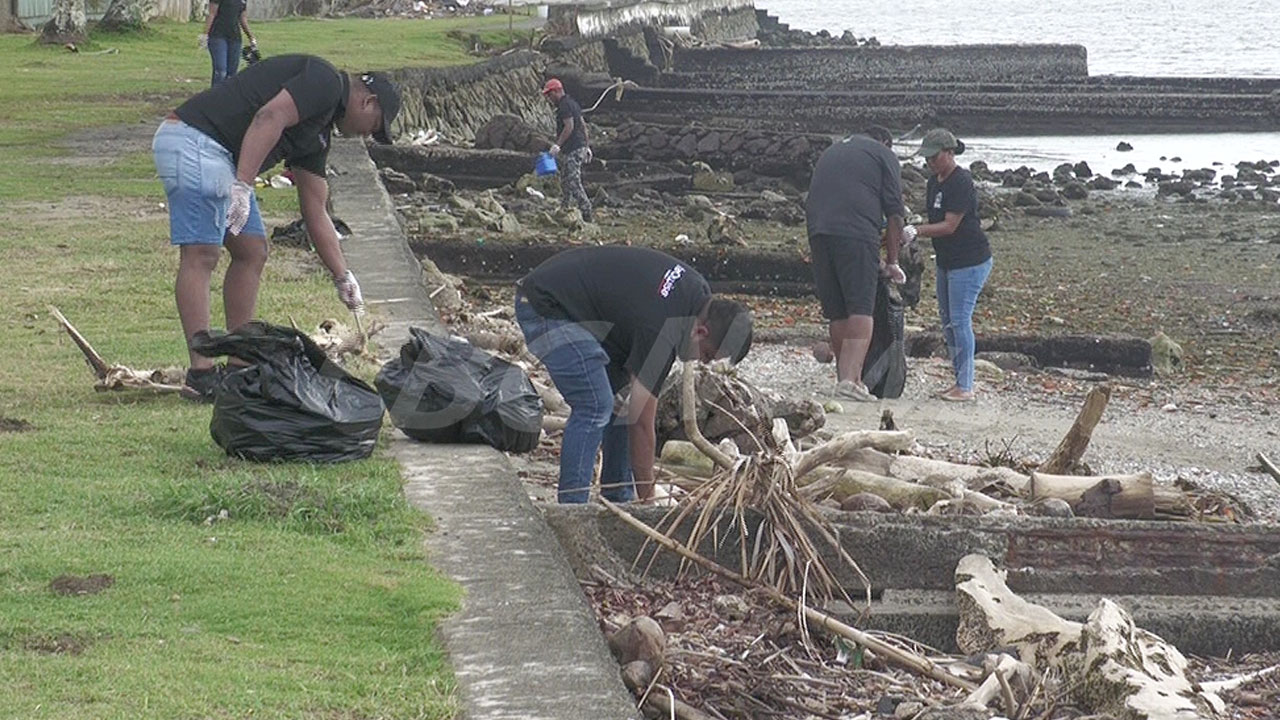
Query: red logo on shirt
658 264 686 298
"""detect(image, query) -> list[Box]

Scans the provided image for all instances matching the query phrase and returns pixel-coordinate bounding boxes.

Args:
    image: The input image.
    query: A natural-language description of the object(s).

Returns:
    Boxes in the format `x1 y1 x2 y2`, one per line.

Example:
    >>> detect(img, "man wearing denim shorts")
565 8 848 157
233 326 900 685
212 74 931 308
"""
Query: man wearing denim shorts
153 54 400 400
805 126 909 402
515 246 753 504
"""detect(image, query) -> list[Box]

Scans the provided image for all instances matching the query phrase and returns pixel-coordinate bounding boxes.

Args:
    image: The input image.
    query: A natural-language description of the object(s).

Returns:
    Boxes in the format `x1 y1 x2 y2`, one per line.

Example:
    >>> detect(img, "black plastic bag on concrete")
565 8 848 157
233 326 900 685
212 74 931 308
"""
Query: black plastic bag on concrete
375 328 543 453
862 277 907 399
191 322 384 463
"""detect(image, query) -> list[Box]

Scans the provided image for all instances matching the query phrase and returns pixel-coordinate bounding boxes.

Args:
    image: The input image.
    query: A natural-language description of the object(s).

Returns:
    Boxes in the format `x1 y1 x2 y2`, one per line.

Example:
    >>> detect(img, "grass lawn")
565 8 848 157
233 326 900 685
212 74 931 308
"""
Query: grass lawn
0 15 517 719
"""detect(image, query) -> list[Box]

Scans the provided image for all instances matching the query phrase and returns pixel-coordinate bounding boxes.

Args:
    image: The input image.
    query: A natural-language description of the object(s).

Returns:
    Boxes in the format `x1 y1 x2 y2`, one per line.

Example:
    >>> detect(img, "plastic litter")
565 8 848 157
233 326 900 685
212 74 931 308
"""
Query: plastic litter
534 151 558 177
376 328 543 453
191 322 384 463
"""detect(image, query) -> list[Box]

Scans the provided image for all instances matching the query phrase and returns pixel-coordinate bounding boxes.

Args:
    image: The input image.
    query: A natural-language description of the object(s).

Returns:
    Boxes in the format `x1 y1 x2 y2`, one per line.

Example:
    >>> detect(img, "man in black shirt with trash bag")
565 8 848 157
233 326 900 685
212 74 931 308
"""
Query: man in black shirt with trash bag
516 246 753 504
153 54 401 401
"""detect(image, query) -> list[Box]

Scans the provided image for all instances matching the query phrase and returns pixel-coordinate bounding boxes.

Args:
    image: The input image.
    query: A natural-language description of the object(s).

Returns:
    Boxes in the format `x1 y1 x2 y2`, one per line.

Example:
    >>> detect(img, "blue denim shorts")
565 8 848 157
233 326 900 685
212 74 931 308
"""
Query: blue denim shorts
152 120 265 245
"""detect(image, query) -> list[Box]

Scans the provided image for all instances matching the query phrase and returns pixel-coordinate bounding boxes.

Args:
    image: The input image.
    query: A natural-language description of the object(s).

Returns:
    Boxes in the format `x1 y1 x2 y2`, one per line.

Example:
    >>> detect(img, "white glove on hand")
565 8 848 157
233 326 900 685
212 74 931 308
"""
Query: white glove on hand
334 270 364 312
225 179 253 236
584 147 594 163
885 263 907 285
249 38 257 50
198 33 208 49
549 143 561 157
901 224 918 243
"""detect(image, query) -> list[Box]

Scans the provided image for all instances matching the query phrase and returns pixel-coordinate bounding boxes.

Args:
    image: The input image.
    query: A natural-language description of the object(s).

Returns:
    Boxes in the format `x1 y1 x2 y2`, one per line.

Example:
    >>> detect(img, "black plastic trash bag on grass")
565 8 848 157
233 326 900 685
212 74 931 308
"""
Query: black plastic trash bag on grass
191 322 384 463
376 328 542 453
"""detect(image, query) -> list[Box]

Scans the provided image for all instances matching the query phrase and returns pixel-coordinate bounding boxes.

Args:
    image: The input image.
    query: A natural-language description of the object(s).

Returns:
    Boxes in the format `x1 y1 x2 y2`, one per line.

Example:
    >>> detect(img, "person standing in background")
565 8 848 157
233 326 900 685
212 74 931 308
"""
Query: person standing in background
541 78 594 222
912 128 993 403
200 0 256 87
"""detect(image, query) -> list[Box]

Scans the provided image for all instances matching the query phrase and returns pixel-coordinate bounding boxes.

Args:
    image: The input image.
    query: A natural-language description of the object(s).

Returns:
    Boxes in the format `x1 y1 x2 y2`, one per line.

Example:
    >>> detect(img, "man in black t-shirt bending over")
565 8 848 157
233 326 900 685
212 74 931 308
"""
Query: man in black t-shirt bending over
152 54 400 401
542 78 594 222
516 247 753 504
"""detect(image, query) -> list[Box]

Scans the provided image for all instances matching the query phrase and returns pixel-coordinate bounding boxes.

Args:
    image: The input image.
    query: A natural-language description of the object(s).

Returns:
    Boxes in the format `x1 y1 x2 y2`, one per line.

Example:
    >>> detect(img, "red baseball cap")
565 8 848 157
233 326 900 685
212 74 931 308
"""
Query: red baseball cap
542 78 563 95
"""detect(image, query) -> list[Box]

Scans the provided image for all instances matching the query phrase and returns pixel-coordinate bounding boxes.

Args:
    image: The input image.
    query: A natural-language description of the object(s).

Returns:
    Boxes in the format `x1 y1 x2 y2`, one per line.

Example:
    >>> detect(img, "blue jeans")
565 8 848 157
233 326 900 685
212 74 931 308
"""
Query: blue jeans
208 35 242 86
936 258 993 392
515 295 634 504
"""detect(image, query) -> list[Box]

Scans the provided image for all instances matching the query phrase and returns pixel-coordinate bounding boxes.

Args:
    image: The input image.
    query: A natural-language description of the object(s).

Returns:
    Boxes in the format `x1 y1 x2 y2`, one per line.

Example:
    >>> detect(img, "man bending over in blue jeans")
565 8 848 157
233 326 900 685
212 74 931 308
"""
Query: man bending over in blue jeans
515 246 753 503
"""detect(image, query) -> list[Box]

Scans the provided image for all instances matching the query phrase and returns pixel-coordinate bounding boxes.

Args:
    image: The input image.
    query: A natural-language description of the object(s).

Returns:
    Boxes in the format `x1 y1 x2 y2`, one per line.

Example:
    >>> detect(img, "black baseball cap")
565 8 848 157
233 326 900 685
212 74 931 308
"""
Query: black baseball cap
360 72 401 144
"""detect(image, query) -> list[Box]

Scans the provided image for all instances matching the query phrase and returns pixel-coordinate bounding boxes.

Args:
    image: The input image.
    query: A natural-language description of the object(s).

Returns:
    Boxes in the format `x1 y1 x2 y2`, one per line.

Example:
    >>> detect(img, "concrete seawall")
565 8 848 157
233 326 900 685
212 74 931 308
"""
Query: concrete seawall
669 44 1091 85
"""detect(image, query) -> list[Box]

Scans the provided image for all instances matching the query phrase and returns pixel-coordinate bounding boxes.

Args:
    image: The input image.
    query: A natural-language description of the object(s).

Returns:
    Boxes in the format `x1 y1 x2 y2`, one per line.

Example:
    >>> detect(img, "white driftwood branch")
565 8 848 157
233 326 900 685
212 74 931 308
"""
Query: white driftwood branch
955 554 1222 720
791 429 916 480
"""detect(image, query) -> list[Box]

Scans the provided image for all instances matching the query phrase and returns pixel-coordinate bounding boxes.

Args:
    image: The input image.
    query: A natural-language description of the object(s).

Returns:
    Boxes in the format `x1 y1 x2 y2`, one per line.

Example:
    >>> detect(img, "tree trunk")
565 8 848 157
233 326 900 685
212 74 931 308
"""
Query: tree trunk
40 0 87 44
99 0 155 31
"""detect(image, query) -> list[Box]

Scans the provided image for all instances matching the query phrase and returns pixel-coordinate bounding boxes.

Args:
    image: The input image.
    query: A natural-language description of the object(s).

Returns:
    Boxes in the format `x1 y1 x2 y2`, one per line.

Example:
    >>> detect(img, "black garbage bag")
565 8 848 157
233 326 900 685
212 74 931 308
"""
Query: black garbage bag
190 322 384 463
862 277 908 399
375 328 543 453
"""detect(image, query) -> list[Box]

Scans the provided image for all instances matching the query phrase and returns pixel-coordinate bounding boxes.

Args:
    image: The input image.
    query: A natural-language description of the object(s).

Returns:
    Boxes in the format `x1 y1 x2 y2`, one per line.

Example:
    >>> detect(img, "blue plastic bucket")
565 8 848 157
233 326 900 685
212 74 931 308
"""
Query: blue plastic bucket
534 152 558 176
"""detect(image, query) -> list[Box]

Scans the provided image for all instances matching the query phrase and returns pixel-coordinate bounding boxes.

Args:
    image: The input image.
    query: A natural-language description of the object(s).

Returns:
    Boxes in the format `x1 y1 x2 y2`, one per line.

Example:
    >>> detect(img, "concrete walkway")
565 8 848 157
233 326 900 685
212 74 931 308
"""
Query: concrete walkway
327 137 640 720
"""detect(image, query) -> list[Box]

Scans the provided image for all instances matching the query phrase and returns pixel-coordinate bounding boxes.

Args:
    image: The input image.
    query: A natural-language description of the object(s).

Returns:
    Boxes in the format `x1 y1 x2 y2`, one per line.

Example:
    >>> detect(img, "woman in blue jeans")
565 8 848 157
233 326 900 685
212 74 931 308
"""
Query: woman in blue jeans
911 129 993 402
200 0 255 87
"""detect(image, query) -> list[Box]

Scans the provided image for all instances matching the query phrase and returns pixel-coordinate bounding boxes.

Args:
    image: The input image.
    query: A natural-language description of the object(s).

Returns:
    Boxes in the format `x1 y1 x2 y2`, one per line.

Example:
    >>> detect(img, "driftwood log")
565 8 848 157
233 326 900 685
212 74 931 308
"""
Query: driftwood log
1030 471 1191 520
1040 384 1111 474
956 554 1222 720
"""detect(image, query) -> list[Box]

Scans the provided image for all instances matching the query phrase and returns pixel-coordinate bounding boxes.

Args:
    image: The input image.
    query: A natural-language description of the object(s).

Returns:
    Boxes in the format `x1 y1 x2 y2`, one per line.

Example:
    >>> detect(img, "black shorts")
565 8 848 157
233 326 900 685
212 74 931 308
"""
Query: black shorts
808 233 878 319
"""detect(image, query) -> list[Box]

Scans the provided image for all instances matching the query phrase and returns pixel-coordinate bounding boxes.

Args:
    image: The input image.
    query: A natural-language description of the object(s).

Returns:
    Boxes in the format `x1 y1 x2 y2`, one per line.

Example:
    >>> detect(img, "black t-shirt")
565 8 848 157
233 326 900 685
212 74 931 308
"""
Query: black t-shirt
521 246 712 394
925 167 992 269
175 54 347 177
806 134 905 243
555 95 588 154
208 0 246 39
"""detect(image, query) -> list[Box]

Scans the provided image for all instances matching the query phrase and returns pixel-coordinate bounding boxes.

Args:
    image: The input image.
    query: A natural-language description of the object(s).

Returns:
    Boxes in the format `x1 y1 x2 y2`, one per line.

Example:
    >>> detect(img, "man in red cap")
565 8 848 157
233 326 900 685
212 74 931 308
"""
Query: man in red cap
542 78 594 222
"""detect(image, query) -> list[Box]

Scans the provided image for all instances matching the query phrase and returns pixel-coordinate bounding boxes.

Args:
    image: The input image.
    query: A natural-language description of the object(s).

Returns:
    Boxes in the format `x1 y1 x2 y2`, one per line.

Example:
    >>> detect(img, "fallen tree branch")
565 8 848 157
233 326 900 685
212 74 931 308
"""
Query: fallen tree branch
1040 384 1110 474
1257 453 1280 486
49 305 109 379
603 498 978 693
680 361 736 470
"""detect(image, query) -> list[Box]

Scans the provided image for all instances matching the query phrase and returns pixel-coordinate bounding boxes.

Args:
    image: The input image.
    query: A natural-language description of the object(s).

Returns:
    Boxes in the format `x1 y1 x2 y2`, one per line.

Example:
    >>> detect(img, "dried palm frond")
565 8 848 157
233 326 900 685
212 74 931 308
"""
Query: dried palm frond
637 362 913 611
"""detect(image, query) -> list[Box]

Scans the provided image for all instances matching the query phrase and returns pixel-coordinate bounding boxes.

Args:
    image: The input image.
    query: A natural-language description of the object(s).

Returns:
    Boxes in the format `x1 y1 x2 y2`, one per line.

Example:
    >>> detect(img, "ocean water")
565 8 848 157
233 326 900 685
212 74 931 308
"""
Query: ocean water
757 0 1280 78
758 0 1280 171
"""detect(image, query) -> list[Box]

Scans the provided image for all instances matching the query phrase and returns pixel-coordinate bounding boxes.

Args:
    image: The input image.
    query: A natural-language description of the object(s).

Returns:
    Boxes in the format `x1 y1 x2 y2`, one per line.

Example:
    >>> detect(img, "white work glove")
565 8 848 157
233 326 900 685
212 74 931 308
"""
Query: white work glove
198 33 208 49
584 147 594 163
334 270 365 312
884 263 906 285
225 179 253 236
901 224 918 243
549 143 561 157
248 37 257 50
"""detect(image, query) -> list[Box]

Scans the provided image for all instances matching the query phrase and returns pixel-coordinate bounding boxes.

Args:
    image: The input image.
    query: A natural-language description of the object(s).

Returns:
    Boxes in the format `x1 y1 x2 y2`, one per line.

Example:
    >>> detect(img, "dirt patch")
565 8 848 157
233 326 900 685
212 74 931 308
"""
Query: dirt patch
49 573 115 596
0 415 34 433
10 195 166 225
23 633 91 655
56 120 159 166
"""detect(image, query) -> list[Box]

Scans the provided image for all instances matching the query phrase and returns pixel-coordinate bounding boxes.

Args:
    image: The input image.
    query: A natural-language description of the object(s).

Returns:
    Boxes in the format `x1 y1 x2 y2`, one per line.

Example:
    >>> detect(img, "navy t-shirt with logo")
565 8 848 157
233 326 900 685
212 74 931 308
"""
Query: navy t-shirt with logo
520 246 712 394
925 167 992 269
555 95 588 154
175 54 347 177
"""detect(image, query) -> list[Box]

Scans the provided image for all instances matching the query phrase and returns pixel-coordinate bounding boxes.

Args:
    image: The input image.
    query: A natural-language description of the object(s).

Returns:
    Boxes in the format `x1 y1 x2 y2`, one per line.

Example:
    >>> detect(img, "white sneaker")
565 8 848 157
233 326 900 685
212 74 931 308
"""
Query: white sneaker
835 380 875 402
